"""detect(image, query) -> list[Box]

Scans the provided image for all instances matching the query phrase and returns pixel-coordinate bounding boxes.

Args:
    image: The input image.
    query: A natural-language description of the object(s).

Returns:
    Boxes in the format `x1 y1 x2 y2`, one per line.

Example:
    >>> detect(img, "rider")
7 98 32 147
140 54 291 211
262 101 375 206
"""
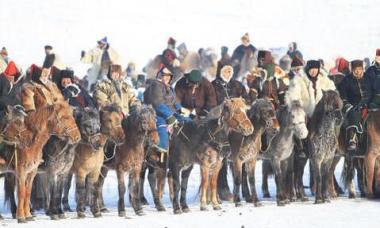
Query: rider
161 37 181 72
144 66 191 157
231 33 257 79
93 64 139 115
175 69 217 118
338 60 371 152
286 42 303 61
365 49 380 110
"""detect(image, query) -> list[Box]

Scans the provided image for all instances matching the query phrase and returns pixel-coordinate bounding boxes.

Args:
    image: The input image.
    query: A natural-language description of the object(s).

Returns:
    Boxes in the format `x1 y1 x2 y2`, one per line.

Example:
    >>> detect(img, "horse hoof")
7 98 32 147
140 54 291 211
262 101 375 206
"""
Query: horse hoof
26 216 35 221
235 202 243 207
50 214 60 220
156 205 166 212
324 198 331 203
245 197 253 203
17 218 27 223
173 208 182 214
135 210 145 216
93 212 102 218
277 201 286 206
254 202 263 207
314 199 324 204
140 197 149 205
118 211 126 217
77 212 86 219
12 213 16 219
200 206 208 211
182 207 190 213
348 194 356 199
213 205 222 211
101 208 110 213
58 213 66 219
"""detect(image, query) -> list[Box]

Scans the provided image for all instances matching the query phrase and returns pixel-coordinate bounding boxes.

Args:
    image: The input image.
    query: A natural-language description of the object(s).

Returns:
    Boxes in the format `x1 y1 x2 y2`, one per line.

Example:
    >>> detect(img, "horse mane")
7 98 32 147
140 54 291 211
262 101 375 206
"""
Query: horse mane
24 105 55 130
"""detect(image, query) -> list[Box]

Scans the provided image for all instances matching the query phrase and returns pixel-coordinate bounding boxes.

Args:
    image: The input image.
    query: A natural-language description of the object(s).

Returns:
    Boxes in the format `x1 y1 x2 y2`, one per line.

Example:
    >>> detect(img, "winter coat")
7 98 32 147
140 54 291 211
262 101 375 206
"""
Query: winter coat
212 76 248 105
337 73 371 108
286 50 303 60
216 54 232 77
62 84 97 109
245 75 263 103
231 44 257 65
93 78 138 115
144 79 181 121
365 63 380 107
21 80 65 112
175 77 217 116
259 77 287 108
285 70 336 117
0 74 20 111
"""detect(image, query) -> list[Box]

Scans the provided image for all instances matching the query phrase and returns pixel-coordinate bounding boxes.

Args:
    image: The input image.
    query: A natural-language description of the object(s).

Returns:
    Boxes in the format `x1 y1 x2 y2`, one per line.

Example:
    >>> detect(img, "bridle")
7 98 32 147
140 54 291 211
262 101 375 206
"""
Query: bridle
0 119 27 146
50 111 78 138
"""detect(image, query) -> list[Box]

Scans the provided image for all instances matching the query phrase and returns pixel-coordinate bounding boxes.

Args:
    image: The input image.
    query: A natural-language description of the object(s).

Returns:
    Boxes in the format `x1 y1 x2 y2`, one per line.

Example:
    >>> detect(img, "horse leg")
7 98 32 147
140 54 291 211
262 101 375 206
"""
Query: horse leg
130 170 144 216
48 174 59 220
272 159 285 206
231 160 243 207
328 156 340 198
313 160 323 204
322 159 333 203
180 165 193 212
62 172 73 212
116 168 126 217
246 159 262 207
75 172 87 218
365 152 377 198
217 158 232 201
138 165 149 205
200 166 210 211
88 172 101 218
98 167 109 212
210 161 222 210
295 156 308 201
157 167 167 204
56 175 66 219
171 167 181 214
4 173 17 219
16 170 27 223
24 170 37 221
262 160 272 198
241 163 251 202
355 159 367 197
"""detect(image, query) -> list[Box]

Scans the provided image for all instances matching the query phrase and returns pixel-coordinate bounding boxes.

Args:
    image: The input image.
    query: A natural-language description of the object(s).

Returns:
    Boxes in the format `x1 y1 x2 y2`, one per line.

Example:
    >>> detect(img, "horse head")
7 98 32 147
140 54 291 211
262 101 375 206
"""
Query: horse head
1 105 28 144
220 97 254 136
321 90 344 125
48 103 81 144
100 104 125 145
286 100 308 139
122 104 159 147
248 98 279 132
75 107 103 150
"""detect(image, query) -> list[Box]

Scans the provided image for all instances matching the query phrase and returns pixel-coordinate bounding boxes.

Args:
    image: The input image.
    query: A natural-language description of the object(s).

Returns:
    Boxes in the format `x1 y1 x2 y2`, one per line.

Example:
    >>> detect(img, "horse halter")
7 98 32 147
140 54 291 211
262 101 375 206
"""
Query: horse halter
79 118 102 149
0 121 27 145
50 111 78 138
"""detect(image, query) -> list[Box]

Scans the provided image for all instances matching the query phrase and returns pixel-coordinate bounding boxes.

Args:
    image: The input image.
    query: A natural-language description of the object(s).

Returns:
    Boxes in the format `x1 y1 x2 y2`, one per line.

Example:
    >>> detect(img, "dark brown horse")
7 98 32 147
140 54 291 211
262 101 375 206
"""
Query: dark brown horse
365 109 380 197
229 98 279 207
1 103 81 223
96 104 159 217
169 98 254 214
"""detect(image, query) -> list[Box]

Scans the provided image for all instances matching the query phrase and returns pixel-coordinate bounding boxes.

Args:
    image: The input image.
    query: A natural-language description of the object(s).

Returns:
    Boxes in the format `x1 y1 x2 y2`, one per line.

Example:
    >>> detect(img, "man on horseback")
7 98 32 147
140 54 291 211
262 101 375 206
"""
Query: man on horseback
365 49 380 110
93 64 139 115
144 66 191 155
286 42 303 61
338 60 371 152
231 33 257 79
175 69 217 118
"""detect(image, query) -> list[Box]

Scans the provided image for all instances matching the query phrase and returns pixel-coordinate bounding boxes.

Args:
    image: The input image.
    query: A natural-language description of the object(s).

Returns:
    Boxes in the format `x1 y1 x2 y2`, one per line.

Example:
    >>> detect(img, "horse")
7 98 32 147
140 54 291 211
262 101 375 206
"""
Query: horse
228 98 279 207
263 101 308 206
168 98 254 214
1 103 81 223
364 108 380 198
61 105 124 218
309 90 343 204
95 105 158 217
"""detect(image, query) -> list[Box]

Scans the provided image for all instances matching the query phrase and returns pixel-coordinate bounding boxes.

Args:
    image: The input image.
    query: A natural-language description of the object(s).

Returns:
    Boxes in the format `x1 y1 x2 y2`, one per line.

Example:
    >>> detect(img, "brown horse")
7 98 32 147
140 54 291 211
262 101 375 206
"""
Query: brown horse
1 103 81 223
96 105 159 217
168 98 254 214
365 109 380 197
229 98 279 207
67 105 125 218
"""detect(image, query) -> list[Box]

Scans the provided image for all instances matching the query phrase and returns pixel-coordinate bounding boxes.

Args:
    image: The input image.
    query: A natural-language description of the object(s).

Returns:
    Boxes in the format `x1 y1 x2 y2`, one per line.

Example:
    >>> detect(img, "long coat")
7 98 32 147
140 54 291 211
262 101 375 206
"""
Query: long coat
0 74 20 111
285 70 336 117
212 76 248 105
175 77 217 116
337 73 371 108
93 78 138 114
365 63 380 107
21 80 65 112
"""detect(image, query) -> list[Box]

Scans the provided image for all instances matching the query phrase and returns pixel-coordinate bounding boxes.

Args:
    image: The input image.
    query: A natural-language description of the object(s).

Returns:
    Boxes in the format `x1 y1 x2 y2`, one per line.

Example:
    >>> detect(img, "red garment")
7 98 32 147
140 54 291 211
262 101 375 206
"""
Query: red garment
337 57 349 74
361 107 368 119
4 61 18 76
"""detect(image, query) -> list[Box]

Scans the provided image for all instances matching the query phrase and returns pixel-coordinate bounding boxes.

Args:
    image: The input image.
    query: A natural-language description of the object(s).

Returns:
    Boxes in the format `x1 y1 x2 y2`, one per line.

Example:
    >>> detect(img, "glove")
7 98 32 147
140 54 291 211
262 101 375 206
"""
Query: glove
63 84 81 99
180 107 191 116
166 115 177 126
81 50 85 58
174 113 192 123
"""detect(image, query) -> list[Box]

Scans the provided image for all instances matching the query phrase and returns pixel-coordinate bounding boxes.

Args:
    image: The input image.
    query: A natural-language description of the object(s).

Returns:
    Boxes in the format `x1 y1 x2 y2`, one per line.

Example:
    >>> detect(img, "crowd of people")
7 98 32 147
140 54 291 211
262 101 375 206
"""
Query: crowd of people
1 33 380 204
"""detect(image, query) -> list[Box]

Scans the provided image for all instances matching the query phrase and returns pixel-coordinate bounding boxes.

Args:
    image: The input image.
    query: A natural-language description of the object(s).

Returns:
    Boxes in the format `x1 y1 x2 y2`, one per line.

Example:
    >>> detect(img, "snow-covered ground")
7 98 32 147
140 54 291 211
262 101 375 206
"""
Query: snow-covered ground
0 161 378 228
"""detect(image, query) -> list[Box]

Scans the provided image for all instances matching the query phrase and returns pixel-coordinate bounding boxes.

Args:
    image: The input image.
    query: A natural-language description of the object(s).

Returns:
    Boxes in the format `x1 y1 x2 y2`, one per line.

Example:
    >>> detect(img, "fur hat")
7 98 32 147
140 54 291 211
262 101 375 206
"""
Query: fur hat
350 60 364 70
241 33 250 42
291 55 304 68
60 69 75 80
29 64 42 82
306 60 321 70
98 36 108 45
4 61 19 77
186 69 202 84
168 37 176 46
0 47 8 56
110 64 122 74
44 45 53 50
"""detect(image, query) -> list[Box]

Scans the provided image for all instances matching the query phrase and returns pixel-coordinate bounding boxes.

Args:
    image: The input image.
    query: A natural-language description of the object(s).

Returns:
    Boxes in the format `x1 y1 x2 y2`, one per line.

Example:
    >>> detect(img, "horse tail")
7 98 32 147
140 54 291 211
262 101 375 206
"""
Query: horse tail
341 156 355 190
4 173 16 209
